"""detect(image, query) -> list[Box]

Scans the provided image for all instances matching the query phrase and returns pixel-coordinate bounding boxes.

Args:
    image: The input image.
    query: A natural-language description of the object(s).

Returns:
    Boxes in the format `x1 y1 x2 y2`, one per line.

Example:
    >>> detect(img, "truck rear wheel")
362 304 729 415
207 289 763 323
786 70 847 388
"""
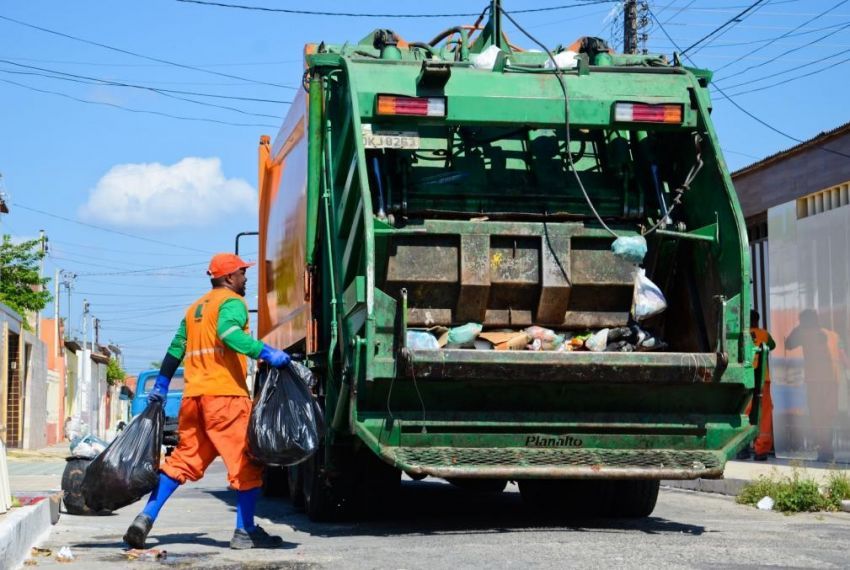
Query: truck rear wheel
447 478 508 494
607 480 660 518
519 479 616 517
350 449 401 518
301 449 344 522
287 464 305 510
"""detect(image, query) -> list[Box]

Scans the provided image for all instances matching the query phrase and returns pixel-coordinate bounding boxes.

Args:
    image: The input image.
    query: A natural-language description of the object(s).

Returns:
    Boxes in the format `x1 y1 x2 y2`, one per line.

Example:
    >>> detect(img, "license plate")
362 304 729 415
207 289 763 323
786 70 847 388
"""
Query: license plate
362 124 420 149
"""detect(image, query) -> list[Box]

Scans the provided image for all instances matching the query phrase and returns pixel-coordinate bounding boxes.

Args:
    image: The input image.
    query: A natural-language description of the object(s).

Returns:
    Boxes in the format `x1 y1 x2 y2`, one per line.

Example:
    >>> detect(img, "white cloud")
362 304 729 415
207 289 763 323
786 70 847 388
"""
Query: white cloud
79 157 256 228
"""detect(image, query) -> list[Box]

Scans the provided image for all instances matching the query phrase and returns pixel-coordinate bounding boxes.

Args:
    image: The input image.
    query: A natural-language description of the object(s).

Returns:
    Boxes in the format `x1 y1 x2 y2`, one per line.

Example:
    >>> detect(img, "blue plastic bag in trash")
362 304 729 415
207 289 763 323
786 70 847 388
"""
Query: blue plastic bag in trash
611 235 647 264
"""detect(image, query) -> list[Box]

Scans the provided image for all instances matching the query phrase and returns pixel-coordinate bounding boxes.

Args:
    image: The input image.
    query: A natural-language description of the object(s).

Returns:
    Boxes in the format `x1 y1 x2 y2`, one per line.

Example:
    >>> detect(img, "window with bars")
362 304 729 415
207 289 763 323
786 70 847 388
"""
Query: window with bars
797 181 850 219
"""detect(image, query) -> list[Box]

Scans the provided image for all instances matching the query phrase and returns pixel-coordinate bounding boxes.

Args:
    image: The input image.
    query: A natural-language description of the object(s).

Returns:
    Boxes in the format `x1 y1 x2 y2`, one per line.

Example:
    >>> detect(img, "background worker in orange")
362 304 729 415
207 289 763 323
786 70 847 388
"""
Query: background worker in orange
123 253 292 550
749 310 776 461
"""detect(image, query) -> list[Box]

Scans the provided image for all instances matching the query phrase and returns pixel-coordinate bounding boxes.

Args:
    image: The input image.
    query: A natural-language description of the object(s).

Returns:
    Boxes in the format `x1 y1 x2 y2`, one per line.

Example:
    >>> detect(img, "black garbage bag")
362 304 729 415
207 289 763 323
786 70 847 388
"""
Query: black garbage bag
249 362 324 467
82 400 164 512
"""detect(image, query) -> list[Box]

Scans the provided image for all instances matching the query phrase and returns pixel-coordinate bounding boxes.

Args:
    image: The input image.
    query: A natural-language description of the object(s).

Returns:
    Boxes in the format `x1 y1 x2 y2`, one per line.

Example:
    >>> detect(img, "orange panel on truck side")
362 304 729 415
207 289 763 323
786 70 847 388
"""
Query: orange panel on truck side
257 88 309 350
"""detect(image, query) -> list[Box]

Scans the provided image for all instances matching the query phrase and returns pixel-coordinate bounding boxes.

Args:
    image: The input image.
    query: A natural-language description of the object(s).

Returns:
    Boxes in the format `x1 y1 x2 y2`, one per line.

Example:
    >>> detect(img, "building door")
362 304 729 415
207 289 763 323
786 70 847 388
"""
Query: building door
5 332 21 448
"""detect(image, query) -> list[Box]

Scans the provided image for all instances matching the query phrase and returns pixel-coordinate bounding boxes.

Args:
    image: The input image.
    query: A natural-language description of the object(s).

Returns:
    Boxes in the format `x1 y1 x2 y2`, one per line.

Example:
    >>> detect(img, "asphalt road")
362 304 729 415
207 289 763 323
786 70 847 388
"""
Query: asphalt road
24 461 850 569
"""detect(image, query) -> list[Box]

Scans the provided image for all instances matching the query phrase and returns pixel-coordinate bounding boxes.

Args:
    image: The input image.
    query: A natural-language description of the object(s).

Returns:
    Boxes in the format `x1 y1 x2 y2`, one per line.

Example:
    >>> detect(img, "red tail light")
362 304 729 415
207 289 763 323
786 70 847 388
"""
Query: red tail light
614 102 683 124
377 95 446 117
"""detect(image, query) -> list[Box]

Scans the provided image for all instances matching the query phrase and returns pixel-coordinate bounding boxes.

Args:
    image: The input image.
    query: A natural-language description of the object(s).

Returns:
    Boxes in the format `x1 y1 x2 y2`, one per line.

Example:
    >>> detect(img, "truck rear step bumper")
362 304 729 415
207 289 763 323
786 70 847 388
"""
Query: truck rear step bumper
404 349 719 383
386 446 725 480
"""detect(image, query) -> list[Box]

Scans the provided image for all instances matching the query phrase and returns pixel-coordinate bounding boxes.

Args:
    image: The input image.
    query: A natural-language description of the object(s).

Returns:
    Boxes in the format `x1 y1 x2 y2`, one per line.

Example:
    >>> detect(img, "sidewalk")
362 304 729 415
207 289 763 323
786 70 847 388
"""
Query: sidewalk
662 456 850 497
1 447 66 569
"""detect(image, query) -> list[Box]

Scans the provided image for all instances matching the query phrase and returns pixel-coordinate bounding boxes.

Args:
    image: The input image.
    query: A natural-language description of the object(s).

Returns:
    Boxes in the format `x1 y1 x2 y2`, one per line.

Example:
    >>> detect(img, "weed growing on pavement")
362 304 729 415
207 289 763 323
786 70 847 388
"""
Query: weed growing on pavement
825 470 850 504
737 468 850 513
773 473 830 512
737 474 781 506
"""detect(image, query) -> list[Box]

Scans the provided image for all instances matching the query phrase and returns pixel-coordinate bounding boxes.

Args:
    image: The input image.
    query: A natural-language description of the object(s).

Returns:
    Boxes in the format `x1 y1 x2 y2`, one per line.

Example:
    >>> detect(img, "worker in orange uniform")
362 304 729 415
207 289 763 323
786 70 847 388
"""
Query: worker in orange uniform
749 310 776 461
124 253 291 550
786 309 848 461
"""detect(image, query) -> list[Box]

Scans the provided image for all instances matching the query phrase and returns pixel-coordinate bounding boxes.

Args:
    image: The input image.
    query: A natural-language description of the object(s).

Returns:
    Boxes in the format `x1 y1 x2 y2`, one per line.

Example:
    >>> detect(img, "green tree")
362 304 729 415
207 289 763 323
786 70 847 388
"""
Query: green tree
0 235 50 328
106 357 126 386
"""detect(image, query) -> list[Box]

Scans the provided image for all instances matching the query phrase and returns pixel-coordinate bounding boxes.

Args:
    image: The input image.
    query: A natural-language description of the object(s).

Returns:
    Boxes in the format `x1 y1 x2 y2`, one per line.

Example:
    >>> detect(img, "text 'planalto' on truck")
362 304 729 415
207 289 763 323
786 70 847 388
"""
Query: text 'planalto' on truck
252 2 764 521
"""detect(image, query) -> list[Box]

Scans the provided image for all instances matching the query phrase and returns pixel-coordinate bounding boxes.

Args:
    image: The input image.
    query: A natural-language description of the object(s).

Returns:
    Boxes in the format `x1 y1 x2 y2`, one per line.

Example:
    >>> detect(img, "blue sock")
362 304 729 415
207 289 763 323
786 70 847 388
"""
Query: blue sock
141 473 180 521
236 487 261 531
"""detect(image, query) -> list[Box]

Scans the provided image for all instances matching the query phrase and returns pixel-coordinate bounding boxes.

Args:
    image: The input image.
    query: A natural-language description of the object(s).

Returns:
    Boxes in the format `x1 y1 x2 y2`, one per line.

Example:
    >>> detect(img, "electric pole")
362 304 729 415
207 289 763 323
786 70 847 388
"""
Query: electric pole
624 0 638 54
61 271 76 338
94 318 100 348
35 229 47 337
82 299 89 351
53 269 60 357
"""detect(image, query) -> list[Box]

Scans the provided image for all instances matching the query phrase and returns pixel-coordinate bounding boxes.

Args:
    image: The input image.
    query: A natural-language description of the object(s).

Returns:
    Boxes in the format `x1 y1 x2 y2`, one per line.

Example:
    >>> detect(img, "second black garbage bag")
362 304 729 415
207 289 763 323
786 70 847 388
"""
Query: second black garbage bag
249 362 323 467
82 400 164 512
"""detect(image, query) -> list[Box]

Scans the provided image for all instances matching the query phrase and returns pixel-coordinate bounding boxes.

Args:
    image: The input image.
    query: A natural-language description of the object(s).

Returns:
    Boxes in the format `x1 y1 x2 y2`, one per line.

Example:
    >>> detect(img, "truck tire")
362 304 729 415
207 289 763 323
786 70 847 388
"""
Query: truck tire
287 464 305 510
262 465 290 498
518 479 559 509
608 480 660 518
519 479 615 517
301 449 343 522
350 449 401 518
447 478 508 494
61 458 111 516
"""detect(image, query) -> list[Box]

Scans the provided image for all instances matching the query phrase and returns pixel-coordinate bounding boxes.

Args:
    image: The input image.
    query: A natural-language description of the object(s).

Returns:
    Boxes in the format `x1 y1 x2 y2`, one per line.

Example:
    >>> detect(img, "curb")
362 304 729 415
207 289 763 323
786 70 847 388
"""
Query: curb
662 478 746 497
0 500 53 569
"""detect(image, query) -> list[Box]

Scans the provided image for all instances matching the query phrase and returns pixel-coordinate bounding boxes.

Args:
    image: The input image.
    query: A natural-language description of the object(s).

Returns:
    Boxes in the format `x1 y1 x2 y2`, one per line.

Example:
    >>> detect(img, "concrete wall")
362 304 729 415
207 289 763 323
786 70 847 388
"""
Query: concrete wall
734 130 850 219
40 318 65 445
21 331 48 450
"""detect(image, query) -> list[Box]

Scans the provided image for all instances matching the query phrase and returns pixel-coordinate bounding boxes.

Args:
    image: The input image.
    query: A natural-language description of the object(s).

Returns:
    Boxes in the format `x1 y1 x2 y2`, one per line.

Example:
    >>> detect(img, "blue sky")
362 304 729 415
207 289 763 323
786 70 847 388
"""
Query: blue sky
1 0 848 373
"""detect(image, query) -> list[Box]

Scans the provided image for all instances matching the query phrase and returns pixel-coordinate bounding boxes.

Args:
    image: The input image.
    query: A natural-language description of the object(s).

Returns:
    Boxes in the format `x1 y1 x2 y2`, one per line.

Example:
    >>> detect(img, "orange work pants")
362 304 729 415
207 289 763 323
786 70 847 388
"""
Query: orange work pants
161 395 263 491
745 382 774 456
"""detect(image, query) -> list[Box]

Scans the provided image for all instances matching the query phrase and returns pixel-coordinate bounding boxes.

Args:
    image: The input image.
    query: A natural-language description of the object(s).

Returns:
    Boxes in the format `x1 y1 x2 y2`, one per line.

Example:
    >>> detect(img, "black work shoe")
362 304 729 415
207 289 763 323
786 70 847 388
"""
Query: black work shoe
123 514 154 549
753 453 769 461
230 525 284 550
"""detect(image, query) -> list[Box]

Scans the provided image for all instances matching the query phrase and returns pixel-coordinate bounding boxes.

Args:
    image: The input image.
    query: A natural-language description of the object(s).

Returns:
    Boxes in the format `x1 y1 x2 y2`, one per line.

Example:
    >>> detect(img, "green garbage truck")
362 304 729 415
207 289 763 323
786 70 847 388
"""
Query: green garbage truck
254 3 760 520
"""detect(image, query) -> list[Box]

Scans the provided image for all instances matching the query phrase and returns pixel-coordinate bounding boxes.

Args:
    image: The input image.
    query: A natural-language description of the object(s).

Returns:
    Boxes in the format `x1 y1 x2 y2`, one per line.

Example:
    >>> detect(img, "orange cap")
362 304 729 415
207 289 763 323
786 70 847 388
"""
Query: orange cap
207 253 255 279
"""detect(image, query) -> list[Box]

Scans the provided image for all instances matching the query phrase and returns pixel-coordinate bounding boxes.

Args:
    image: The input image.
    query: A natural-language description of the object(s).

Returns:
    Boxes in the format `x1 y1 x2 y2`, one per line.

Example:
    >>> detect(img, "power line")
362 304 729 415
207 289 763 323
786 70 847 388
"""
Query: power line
76 290 203 298
0 59 289 104
647 8 850 161
0 14 296 90
49 239 205 257
0 55 301 68
0 67 282 120
76 261 207 277
715 22 850 85
721 46 850 93
712 0 850 75
680 0 768 56
649 20 850 49
11 202 213 253
725 53 850 97
174 0 615 17
0 77 278 129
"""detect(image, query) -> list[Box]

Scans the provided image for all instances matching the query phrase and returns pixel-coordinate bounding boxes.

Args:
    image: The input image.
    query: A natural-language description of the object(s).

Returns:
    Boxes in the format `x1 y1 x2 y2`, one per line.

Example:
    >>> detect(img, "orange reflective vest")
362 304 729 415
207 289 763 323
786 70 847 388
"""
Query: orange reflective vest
750 327 773 382
182 288 251 397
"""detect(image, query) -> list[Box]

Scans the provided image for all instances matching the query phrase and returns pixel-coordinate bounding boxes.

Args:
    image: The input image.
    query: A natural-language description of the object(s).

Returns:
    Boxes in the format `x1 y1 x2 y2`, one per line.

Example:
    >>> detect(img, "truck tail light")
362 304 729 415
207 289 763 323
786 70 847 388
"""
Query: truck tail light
614 102 683 124
377 95 446 117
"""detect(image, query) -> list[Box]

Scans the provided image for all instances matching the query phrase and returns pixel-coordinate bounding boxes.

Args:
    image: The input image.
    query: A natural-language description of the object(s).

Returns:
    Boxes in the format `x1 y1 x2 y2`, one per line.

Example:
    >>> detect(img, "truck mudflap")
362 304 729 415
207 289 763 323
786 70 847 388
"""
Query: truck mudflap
385 446 726 480
403 349 720 383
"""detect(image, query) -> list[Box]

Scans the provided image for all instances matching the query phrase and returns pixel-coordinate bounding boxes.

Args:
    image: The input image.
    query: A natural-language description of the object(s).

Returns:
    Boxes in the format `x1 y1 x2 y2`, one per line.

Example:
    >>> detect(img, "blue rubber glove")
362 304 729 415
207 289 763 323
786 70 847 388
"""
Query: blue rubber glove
147 374 170 404
259 344 291 368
